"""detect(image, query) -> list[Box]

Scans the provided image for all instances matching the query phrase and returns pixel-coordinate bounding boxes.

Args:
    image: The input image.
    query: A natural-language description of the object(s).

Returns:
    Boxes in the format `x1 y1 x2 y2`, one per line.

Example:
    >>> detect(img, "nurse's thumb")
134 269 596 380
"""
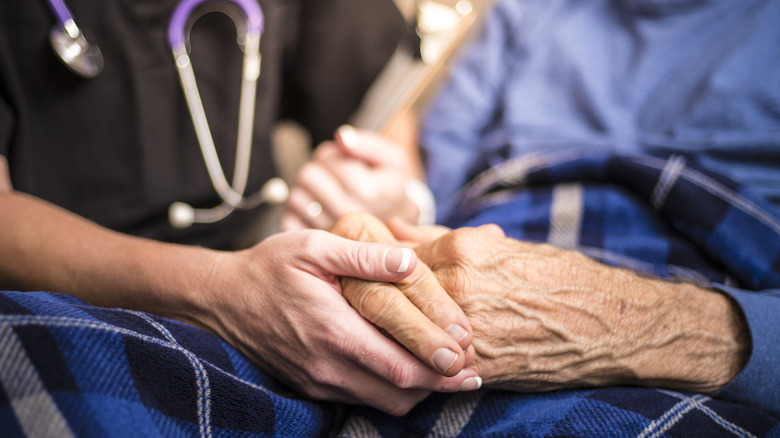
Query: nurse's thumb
317 233 417 282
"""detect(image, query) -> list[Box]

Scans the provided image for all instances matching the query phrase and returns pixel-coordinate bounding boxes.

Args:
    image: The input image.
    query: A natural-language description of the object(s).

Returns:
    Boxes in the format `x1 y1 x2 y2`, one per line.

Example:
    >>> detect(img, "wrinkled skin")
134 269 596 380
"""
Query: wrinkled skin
329 214 477 378
335 214 749 394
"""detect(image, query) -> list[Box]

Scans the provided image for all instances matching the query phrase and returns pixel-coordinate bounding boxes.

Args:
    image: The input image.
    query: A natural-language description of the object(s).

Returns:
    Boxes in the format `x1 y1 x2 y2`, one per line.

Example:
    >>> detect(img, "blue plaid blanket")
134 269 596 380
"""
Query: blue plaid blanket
1 151 779 437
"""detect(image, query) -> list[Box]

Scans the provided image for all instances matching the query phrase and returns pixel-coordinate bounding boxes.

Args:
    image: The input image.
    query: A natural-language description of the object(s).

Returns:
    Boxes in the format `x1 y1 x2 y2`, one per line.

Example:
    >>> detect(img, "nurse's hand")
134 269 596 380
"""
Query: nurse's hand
280 126 422 231
187 228 479 415
329 213 479 382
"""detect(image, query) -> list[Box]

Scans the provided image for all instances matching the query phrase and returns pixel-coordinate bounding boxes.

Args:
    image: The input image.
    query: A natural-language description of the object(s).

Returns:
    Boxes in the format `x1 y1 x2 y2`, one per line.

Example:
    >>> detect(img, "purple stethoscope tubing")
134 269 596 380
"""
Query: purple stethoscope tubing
168 0 265 51
46 0 264 43
42 0 286 226
167 0 288 228
45 0 75 27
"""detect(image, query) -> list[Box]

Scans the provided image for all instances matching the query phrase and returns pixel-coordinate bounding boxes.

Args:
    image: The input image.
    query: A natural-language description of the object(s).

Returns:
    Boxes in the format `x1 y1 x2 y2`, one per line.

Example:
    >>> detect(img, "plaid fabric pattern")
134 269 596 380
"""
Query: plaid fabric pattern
447 150 780 290
1 151 779 436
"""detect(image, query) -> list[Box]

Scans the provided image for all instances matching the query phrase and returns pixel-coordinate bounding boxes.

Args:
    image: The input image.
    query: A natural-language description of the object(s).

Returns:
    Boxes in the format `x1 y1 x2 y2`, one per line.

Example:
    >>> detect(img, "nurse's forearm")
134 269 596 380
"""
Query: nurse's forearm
0 189 219 320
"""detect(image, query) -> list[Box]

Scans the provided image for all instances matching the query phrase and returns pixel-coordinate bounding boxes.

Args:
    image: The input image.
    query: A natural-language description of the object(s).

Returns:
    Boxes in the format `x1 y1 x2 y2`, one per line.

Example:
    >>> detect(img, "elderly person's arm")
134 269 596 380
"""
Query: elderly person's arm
331 213 758 408
392 220 750 393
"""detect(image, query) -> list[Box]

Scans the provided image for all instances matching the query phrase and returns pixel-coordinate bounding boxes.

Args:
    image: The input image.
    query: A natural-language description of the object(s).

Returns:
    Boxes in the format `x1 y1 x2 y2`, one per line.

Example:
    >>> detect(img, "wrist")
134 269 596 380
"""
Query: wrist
112 239 225 327
622 279 749 392
163 246 229 330
669 283 749 391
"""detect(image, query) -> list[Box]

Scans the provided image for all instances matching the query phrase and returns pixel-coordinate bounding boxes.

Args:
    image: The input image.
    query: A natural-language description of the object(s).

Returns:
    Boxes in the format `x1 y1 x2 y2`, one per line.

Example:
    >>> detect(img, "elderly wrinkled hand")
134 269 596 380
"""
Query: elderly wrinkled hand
329 213 480 385
403 224 749 393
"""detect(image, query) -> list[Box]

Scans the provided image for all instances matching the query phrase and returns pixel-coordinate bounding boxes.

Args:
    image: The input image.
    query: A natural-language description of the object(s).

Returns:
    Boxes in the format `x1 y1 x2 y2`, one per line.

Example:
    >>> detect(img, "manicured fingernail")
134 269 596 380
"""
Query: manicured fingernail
384 247 412 273
446 324 469 342
433 348 458 373
459 376 482 391
337 125 357 149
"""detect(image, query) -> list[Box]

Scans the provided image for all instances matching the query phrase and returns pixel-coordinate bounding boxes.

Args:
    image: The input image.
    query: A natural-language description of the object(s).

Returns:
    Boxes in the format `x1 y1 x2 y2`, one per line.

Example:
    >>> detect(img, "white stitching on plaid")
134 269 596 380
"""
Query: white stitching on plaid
651 155 686 209
680 167 780 234
127 311 213 438
549 183 583 250
636 394 705 438
0 324 77 438
337 415 382 438
0 314 295 438
0 315 274 392
658 390 757 438
428 390 485 438
458 148 596 208
638 155 780 236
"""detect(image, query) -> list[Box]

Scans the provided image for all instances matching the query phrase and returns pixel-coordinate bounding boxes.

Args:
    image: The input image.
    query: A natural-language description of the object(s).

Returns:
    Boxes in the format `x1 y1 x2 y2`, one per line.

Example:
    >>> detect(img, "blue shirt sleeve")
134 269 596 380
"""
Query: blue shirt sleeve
420 0 525 222
713 285 780 418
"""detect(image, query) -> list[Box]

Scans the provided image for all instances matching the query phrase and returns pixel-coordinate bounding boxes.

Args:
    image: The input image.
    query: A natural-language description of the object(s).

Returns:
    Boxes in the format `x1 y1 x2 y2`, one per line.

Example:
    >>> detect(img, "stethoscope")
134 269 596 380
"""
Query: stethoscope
44 0 289 228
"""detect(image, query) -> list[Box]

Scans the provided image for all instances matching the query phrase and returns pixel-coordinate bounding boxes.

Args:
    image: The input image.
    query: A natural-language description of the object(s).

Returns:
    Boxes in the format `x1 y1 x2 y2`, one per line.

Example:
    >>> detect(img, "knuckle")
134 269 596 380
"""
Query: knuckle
440 269 473 301
353 285 398 325
479 223 505 237
312 142 335 160
441 229 476 256
354 244 375 274
296 229 328 256
310 367 340 389
387 360 419 389
384 400 415 416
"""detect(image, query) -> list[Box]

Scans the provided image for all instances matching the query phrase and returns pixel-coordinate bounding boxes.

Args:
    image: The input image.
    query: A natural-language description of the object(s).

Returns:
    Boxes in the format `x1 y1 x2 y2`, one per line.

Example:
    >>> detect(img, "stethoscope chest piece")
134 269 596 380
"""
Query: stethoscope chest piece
50 24 104 79
47 0 104 79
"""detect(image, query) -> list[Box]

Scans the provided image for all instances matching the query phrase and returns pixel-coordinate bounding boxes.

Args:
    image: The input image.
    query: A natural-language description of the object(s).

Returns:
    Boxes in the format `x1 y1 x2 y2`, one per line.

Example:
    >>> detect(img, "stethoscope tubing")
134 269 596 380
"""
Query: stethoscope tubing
45 0 75 28
168 0 264 49
42 0 287 228
168 0 288 227
170 0 263 208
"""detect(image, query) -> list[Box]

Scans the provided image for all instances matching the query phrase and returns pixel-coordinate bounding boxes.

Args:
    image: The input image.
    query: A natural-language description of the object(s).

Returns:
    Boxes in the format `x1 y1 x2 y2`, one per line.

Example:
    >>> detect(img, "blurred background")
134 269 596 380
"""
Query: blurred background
273 0 492 185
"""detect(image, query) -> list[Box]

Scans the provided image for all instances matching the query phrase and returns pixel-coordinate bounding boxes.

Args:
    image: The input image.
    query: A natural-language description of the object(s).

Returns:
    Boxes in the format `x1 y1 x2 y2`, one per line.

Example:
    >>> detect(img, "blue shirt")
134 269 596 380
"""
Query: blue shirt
421 0 780 418
422 0 780 221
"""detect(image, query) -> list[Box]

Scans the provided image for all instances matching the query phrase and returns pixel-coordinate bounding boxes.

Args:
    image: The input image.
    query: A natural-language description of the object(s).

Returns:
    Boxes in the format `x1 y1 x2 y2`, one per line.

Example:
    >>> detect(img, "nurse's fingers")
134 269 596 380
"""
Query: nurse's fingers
330 213 475 375
341 260 476 376
393 256 474 352
341 275 469 376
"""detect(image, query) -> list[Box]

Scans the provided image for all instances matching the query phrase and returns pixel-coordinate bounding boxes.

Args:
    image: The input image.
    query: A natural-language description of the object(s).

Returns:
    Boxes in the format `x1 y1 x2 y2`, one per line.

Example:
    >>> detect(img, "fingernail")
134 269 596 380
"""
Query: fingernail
337 125 357 149
433 348 458 373
384 247 412 273
459 376 482 391
445 324 469 342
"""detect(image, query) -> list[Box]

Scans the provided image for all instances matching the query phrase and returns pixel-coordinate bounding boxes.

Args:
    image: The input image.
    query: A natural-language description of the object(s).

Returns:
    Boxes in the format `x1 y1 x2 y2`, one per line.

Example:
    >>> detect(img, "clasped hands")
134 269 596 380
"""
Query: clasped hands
227 121 745 415
330 212 748 399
